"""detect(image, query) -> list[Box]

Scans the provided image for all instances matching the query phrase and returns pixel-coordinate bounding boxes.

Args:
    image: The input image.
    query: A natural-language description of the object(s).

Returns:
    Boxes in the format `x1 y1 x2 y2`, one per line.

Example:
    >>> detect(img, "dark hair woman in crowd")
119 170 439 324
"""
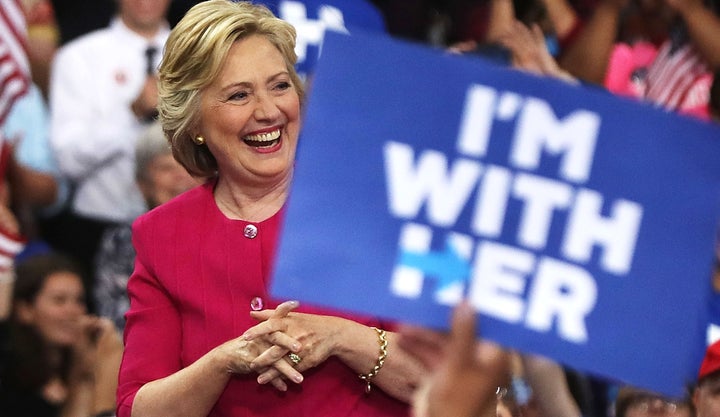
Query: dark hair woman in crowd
0 252 123 417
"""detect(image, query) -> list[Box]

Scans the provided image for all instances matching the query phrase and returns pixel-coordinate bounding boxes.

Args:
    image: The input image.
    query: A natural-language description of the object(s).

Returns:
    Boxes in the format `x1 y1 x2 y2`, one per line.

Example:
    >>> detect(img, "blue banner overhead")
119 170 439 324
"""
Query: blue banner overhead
270 30 720 397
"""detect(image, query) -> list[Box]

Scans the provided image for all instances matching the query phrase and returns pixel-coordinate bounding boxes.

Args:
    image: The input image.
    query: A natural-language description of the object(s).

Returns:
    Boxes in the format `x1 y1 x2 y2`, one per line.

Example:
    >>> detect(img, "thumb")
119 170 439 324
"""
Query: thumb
446 301 478 370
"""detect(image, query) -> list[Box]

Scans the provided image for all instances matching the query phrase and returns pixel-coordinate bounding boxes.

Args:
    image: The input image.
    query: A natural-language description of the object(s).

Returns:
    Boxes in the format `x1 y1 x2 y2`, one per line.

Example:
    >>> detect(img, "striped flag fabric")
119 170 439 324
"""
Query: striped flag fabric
0 0 29 127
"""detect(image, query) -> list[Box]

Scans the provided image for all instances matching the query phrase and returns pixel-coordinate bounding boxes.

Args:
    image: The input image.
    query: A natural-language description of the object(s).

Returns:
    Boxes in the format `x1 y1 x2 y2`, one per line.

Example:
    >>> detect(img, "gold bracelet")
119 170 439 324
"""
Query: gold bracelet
358 327 388 393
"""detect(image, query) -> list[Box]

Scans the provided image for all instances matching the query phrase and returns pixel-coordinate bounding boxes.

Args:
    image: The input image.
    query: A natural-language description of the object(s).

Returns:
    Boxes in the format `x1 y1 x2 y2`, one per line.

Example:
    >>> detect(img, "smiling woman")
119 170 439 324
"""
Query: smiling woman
116 1 426 417
198 34 301 200
0 252 123 417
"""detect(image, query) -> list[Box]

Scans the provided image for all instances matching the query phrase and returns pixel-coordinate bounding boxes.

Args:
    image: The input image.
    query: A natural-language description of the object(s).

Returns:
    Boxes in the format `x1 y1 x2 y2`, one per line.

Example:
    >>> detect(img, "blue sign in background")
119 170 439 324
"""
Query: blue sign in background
262 0 386 78
271 30 720 396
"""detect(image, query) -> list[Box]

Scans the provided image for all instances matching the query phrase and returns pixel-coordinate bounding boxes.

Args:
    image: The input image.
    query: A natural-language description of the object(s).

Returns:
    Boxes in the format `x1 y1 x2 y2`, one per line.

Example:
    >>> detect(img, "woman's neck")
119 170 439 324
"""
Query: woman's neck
214 174 291 222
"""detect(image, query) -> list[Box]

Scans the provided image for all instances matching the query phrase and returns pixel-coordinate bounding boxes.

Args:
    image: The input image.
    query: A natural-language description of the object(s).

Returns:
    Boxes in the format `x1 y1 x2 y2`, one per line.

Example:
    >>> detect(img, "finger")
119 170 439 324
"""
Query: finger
94 317 117 334
269 331 301 352
94 319 120 343
249 300 299 322
530 23 545 44
273 300 300 317
256 365 282 384
446 40 478 54
445 301 479 371
254 366 291 392
269 375 288 392
243 328 302 356
241 318 289 340
250 344 290 370
249 310 272 321
258 358 304 385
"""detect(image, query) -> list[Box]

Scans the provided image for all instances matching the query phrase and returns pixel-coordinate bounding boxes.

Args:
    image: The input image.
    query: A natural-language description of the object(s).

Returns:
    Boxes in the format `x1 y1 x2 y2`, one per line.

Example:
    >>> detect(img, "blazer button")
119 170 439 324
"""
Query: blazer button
250 296 264 311
244 224 258 239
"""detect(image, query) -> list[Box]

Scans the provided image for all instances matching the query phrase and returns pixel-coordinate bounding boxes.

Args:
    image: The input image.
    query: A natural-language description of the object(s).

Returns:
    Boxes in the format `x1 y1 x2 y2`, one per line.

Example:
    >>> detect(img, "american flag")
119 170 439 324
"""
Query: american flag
0 0 28 127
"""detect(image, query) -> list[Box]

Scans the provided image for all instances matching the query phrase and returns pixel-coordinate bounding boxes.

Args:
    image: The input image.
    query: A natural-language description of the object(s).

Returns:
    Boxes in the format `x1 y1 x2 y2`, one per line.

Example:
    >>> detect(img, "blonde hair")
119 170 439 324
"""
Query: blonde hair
158 0 304 178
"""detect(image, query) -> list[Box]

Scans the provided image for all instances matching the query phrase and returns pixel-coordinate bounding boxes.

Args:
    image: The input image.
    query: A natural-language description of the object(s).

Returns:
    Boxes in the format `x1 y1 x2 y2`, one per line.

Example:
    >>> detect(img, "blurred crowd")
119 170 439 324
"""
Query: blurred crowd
1 0 719 416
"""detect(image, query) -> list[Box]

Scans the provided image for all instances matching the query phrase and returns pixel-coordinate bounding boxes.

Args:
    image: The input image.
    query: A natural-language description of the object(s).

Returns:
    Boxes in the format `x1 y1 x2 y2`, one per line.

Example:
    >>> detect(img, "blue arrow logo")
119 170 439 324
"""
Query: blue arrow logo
398 240 472 291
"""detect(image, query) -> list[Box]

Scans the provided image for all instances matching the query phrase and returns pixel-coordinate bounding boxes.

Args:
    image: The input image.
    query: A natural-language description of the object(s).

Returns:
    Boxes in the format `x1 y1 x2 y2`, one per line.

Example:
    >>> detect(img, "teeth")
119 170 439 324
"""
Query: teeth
244 130 281 142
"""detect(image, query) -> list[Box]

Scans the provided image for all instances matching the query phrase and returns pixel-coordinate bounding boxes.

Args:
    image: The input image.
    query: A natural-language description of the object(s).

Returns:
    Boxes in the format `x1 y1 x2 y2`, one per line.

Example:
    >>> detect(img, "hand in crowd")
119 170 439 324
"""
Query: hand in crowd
495 20 577 83
398 301 509 417
70 316 123 380
130 76 160 121
62 315 123 417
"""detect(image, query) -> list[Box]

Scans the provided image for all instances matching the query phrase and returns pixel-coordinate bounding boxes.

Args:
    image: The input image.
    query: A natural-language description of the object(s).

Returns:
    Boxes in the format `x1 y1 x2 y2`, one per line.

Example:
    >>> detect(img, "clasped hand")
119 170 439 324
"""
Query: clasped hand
222 300 341 392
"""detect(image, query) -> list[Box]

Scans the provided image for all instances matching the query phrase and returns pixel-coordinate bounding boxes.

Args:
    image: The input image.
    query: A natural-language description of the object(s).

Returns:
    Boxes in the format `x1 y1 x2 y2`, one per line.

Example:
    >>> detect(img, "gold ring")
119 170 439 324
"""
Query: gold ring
288 353 302 365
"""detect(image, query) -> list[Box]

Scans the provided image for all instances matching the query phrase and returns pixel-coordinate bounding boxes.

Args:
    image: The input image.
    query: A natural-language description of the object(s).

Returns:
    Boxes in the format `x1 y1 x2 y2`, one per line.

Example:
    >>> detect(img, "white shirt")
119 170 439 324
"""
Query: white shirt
49 17 169 223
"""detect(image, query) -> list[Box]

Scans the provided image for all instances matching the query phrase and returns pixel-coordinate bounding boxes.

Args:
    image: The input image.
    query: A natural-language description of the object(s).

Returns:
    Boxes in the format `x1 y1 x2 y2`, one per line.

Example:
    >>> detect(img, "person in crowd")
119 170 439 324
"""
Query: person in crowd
94 120 198 331
1 79 68 266
554 0 720 119
447 0 578 81
614 386 694 417
695 339 720 417
116 2 424 417
2 81 62 218
47 0 172 312
0 252 123 417
22 0 59 99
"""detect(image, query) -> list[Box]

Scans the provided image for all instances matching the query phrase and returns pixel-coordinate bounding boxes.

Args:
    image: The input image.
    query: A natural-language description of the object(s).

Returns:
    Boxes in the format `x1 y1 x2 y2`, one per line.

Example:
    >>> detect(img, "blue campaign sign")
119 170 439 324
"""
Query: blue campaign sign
270 30 720 396
261 0 386 79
